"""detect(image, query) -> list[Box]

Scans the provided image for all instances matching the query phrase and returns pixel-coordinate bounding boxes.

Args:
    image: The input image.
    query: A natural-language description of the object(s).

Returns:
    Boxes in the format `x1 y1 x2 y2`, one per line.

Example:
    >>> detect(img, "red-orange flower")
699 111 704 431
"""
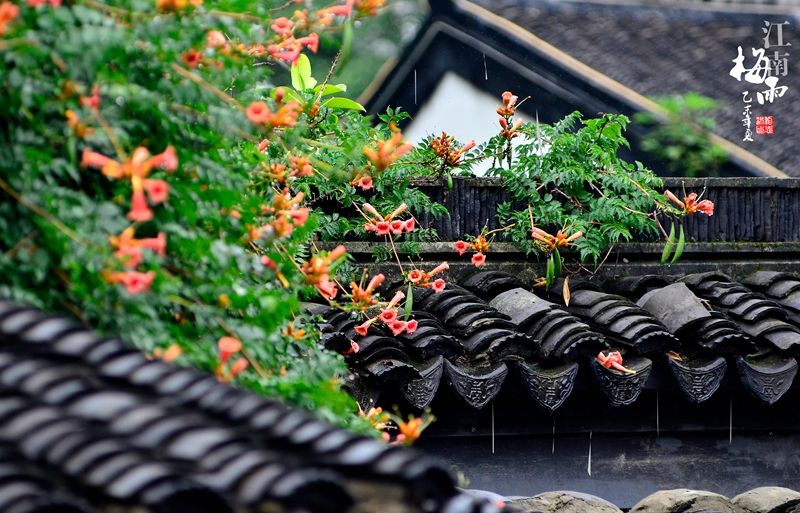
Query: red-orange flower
408 269 424 283
389 320 407 336
267 33 319 63
143 179 169 204
396 417 423 444
355 318 376 336
109 228 166 268
344 340 360 355
289 156 313 177
665 190 714 216
287 208 306 227
80 85 101 110
390 220 404 235
455 240 468 256
354 0 384 16
363 123 413 172
361 202 415 237
271 101 301 128
695 200 714 216
182 48 203 68
218 336 242 364
0 1 18 36
152 343 182 362
496 91 523 138
229 357 249 377
65 110 93 138
430 132 476 167
471 252 486 267
379 309 397 324
81 146 177 222
532 227 582 250
28 0 61 7
597 350 635 375
246 101 300 128
301 245 346 300
497 91 518 117
472 235 489 253
373 221 389 235
246 43 266 56
270 16 294 35
206 30 228 49
499 117 523 139
156 0 201 12
350 273 384 310
316 3 351 25
405 263 448 292
351 174 373 191
105 270 156 294
247 101 271 125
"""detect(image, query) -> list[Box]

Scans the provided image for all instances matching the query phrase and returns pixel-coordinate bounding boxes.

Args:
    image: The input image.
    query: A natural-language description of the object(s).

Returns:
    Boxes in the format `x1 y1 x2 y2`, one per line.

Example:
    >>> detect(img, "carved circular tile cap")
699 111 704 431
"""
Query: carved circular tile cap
629 489 735 513
732 486 800 513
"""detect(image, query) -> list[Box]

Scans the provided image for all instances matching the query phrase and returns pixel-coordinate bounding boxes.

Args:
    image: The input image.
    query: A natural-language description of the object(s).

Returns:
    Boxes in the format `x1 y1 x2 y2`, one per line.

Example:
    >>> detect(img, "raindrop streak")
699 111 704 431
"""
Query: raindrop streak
483 53 488 80
587 430 592 477
491 400 495 455
729 397 733 444
656 390 660 438
551 419 556 454
414 69 417 106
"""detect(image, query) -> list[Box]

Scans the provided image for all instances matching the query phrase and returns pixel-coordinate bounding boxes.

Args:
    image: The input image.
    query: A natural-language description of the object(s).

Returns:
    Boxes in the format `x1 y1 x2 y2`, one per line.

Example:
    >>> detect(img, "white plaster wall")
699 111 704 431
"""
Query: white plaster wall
404 72 531 176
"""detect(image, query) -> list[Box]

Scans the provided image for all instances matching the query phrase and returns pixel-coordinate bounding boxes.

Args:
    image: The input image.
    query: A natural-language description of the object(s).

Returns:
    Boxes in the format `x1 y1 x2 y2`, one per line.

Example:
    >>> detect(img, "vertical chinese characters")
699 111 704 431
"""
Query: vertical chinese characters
729 21 791 140
742 92 753 142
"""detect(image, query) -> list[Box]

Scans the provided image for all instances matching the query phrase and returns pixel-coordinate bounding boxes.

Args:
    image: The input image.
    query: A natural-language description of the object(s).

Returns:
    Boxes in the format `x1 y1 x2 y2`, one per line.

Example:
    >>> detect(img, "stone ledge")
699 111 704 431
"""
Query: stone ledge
321 241 800 256
410 177 800 189
496 487 800 513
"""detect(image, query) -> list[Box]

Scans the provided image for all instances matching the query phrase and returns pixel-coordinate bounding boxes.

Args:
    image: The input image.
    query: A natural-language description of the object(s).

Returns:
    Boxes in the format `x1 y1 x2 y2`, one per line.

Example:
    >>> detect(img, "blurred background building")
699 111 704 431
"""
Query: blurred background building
340 0 799 176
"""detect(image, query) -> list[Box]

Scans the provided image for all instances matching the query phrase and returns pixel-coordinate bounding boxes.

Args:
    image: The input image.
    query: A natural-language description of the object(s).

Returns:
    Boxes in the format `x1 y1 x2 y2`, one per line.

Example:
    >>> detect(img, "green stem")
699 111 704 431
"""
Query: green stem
300 137 342 151
0 178 86 245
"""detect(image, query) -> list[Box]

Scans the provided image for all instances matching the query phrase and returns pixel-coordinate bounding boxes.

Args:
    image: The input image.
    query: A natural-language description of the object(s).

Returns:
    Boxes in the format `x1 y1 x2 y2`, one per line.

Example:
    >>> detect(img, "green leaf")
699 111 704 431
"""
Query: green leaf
552 248 562 277
290 54 317 91
660 223 676 264
671 224 685 263
315 84 347 97
546 255 555 288
405 283 413 321
321 97 365 112
273 86 304 103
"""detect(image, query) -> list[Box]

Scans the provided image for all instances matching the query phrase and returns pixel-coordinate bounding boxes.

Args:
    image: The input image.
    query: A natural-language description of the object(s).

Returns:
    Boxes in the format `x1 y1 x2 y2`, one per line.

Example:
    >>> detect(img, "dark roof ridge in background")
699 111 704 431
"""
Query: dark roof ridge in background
451 0 788 177
475 0 800 16
365 0 794 177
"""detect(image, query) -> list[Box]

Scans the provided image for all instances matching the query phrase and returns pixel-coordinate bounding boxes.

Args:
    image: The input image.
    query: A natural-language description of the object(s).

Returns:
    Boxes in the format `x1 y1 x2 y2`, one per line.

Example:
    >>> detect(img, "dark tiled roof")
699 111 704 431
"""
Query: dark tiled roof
470 0 800 175
310 269 800 412
0 300 503 513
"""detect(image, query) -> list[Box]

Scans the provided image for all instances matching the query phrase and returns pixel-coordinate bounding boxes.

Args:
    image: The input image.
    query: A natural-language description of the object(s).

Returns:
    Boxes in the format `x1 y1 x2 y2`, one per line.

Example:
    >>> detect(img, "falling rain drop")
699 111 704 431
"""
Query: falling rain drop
491 400 495 455
552 419 556 454
729 397 733 444
656 390 660 438
587 430 592 477
483 53 488 80
414 69 417 106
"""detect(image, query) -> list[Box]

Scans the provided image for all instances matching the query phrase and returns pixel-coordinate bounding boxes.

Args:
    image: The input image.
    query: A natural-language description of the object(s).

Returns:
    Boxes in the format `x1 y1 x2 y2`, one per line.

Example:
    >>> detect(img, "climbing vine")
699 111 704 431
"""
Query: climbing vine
0 0 714 439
